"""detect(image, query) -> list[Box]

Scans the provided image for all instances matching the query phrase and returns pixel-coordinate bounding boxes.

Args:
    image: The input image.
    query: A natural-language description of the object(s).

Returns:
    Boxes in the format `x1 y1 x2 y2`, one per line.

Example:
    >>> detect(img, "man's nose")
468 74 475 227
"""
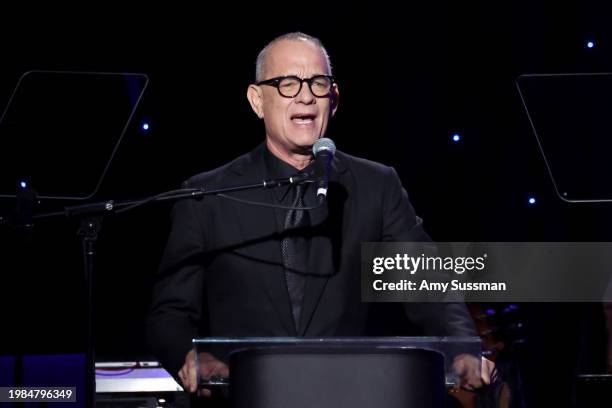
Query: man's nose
295 80 315 103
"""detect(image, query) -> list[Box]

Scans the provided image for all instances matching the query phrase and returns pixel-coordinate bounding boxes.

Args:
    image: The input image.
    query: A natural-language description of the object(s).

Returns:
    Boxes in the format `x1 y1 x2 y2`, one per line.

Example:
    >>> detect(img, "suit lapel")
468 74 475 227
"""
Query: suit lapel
226 144 296 335
224 146 350 337
299 153 349 335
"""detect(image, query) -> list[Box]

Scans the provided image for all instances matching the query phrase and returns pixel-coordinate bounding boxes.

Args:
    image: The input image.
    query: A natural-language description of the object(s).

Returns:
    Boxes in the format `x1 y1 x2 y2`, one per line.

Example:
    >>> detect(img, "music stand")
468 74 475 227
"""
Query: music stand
0 70 148 407
516 72 612 203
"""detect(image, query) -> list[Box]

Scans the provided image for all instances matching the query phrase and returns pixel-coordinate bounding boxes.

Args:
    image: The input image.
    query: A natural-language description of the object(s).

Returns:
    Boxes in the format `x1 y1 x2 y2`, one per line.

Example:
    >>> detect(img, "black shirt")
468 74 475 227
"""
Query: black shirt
263 145 316 234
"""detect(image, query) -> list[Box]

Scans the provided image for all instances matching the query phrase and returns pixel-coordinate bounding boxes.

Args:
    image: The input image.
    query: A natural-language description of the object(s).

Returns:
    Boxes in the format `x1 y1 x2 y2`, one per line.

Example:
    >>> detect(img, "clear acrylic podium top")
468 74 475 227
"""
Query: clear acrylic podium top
193 336 482 387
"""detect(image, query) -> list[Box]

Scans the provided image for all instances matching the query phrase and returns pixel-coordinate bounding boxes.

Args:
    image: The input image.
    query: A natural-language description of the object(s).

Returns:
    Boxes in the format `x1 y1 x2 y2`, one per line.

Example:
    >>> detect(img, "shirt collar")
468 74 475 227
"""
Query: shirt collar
263 144 315 178
264 144 314 202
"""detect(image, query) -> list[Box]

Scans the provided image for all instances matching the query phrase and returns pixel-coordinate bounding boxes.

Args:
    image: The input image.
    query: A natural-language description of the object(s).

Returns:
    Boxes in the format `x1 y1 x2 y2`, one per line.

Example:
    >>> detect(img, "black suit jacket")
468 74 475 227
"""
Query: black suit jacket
146 143 476 377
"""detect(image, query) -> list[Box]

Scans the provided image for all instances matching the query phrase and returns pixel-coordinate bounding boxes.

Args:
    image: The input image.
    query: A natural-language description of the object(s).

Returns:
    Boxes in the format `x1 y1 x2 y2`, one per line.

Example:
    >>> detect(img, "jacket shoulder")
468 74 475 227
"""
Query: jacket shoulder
336 150 395 179
182 151 252 188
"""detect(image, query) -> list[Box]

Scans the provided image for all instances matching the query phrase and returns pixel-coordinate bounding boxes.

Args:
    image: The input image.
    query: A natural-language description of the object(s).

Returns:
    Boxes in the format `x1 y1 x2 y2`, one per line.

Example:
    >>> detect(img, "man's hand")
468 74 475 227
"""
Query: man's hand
452 354 494 391
178 349 230 397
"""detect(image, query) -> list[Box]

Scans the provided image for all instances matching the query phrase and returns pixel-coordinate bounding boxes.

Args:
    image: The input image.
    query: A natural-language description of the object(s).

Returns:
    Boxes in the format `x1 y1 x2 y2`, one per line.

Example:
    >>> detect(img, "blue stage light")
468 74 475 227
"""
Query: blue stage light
528 197 536 205
142 122 150 131
587 40 595 49
452 133 461 142
19 181 27 189
503 304 518 314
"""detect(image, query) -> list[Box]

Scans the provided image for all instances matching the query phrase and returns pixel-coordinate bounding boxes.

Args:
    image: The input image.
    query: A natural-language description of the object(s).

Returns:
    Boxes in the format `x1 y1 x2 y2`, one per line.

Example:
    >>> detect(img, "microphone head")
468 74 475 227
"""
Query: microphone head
313 137 336 157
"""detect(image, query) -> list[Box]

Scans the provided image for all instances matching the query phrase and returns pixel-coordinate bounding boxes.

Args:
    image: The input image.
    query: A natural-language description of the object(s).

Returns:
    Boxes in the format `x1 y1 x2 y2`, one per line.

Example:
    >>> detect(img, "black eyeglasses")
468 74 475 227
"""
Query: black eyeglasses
256 75 335 98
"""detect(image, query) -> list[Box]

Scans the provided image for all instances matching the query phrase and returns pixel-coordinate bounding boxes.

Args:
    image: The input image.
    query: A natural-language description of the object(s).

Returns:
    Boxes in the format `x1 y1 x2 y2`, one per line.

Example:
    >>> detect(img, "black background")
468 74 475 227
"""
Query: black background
1 2 611 405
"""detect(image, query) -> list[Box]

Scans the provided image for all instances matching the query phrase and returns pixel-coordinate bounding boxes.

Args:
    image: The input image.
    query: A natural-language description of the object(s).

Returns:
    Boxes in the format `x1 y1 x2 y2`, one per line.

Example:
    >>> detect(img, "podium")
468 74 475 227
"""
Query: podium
193 337 481 408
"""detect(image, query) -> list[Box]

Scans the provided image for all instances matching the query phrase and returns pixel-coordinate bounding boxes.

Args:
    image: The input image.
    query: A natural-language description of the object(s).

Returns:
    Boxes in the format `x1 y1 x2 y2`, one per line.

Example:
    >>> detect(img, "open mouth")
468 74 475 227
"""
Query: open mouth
291 113 316 125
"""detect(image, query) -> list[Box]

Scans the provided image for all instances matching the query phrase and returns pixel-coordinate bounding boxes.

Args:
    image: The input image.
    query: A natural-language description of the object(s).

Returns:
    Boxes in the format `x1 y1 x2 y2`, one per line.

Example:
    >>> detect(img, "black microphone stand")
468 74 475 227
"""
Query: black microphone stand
26 172 315 408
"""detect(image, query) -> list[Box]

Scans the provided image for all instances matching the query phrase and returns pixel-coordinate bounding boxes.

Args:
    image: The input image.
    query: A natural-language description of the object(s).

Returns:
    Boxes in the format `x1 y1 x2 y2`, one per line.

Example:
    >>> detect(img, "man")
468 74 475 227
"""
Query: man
146 32 480 396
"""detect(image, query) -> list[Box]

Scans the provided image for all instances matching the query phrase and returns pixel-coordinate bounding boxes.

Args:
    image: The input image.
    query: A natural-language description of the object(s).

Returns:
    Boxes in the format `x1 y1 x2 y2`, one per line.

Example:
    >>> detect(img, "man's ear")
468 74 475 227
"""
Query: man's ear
247 84 264 119
330 84 340 117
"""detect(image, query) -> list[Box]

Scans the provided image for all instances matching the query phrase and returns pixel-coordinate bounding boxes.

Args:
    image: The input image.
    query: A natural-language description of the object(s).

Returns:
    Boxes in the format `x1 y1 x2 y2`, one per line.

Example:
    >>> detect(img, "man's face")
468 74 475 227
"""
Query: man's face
248 40 339 156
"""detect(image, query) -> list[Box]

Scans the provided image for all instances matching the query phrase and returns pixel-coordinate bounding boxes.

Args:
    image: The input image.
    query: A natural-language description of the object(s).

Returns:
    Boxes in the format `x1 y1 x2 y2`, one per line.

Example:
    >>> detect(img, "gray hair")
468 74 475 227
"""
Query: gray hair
255 32 333 82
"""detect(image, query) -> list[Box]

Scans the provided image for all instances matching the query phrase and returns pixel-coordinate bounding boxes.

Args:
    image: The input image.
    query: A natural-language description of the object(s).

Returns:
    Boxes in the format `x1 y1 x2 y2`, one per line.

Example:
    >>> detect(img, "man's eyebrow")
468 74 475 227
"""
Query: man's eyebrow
284 73 329 78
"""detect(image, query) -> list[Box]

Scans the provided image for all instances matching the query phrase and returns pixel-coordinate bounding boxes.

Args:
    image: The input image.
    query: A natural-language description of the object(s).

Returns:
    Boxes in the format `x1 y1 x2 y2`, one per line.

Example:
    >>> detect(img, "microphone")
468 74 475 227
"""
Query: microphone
312 137 336 201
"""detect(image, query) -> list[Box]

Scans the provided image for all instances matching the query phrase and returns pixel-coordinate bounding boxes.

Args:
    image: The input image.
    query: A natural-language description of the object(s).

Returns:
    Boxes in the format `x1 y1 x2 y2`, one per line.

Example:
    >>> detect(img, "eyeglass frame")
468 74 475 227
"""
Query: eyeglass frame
255 74 336 98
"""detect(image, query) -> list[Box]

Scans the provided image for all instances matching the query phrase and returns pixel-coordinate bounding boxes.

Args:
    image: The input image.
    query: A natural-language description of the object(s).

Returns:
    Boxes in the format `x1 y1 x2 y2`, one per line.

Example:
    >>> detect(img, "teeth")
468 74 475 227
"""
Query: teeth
293 118 313 123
